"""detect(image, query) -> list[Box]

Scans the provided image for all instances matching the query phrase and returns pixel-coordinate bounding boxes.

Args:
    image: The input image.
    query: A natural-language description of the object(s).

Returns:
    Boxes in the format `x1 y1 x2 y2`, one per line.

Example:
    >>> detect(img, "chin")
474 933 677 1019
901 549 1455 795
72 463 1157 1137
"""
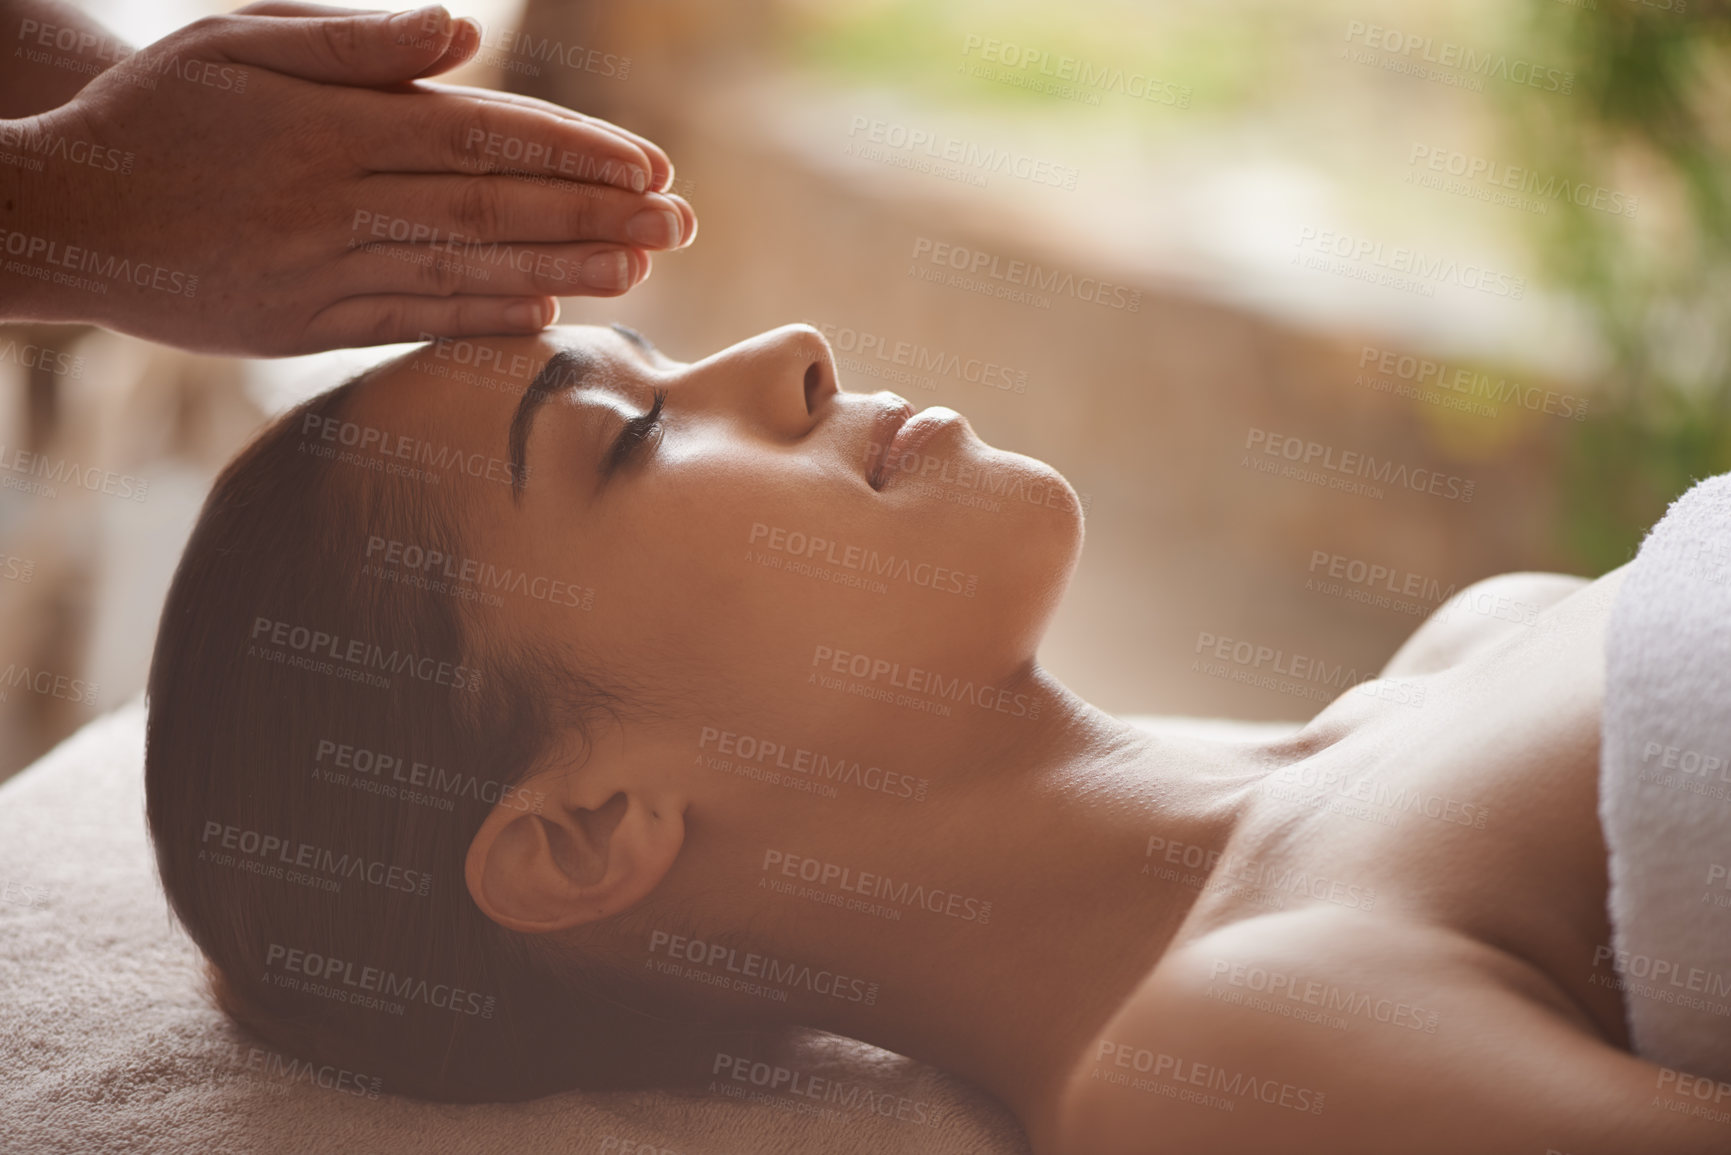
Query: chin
890 432 1084 665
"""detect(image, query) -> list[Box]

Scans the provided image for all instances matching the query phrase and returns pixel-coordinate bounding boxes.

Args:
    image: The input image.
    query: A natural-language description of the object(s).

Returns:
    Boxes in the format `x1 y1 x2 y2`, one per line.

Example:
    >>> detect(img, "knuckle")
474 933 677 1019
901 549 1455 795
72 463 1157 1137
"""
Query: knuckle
363 302 409 345
315 18 365 66
182 15 238 43
445 113 483 174
414 251 462 295
452 178 503 237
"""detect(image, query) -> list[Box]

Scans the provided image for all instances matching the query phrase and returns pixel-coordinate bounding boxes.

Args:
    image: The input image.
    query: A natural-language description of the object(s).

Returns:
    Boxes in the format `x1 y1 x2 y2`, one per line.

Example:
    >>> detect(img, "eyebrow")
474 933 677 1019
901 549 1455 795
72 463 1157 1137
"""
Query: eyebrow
610 322 659 357
507 327 662 503
507 348 598 502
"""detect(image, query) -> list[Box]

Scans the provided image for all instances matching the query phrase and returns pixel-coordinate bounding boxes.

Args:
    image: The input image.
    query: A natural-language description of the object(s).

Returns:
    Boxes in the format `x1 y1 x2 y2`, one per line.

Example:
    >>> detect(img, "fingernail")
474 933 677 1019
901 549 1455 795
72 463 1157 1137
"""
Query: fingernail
580 251 631 292
625 209 681 248
631 168 648 194
504 299 548 329
391 5 452 40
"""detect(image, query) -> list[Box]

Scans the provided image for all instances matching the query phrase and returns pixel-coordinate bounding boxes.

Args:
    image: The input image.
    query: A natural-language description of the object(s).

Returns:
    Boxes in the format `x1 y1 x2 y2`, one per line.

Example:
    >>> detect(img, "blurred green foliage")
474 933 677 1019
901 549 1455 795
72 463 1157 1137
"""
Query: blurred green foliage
780 0 1293 118
1505 1 1731 571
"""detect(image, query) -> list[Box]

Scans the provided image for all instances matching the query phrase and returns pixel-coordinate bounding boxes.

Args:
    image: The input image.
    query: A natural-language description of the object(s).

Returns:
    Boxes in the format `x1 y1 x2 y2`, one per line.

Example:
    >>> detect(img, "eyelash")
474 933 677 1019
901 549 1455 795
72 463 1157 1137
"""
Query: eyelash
603 387 667 476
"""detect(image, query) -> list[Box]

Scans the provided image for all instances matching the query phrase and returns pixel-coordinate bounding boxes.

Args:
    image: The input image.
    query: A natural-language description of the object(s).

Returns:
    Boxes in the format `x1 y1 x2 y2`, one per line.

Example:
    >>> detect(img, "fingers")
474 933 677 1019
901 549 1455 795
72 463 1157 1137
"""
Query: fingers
300 293 560 351
228 2 482 79
200 4 462 86
348 173 693 250
412 17 481 79
413 81 675 192
337 239 653 298
344 87 657 194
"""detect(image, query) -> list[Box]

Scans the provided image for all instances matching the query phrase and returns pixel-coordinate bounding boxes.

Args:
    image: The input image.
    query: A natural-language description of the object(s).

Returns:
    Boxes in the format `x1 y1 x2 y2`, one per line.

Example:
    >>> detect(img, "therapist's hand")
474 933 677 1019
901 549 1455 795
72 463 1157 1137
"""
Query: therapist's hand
0 3 696 355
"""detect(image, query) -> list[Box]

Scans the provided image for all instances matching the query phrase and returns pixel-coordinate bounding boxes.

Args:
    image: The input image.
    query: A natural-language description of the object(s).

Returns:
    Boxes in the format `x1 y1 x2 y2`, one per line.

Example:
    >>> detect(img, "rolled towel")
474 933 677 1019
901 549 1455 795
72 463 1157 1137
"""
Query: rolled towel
1601 472 1731 1080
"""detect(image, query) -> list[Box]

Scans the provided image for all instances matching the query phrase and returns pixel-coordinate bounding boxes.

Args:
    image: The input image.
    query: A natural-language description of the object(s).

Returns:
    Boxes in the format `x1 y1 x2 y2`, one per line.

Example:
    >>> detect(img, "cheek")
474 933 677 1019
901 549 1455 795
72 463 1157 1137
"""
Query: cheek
600 462 880 659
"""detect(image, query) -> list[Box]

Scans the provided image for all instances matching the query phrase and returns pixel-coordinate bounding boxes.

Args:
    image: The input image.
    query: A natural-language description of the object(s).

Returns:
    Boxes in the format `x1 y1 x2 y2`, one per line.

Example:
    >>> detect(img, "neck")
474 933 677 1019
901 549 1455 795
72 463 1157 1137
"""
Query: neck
679 667 1283 1147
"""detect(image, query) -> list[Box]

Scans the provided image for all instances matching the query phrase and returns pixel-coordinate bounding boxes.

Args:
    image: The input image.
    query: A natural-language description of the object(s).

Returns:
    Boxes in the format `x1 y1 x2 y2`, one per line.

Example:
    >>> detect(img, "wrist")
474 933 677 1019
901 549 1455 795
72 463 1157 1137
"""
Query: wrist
0 3 135 117
0 111 99 327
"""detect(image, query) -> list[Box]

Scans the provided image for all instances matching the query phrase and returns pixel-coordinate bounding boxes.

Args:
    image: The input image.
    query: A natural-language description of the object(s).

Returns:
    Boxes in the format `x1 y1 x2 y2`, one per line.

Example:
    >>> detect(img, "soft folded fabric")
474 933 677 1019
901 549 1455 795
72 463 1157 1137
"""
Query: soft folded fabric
1602 472 1731 1081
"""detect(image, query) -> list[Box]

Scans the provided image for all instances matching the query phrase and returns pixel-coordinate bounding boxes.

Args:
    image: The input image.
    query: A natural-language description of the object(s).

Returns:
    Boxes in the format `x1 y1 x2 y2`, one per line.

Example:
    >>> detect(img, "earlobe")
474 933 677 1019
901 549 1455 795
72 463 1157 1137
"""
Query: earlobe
464 763 686 934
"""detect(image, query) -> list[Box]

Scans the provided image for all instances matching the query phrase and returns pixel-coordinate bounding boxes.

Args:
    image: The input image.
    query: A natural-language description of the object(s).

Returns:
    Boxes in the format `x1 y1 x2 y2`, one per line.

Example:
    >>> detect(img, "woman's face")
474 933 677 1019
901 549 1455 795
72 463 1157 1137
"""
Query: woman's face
346 323 1084 727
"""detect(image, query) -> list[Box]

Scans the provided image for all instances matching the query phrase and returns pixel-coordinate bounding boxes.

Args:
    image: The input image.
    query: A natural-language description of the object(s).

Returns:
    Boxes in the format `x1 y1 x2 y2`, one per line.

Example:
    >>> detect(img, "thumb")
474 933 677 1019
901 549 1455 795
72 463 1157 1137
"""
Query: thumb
207 5 467 86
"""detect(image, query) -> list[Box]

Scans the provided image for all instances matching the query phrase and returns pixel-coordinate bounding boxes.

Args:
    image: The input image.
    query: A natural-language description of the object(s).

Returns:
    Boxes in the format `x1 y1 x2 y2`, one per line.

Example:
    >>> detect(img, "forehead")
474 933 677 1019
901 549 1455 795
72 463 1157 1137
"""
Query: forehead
345 325 629 447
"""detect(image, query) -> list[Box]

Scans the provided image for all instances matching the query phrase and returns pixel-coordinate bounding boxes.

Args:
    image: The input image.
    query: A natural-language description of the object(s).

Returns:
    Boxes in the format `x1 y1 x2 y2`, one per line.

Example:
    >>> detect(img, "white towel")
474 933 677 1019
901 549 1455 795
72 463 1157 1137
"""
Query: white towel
1602 473 1731 1080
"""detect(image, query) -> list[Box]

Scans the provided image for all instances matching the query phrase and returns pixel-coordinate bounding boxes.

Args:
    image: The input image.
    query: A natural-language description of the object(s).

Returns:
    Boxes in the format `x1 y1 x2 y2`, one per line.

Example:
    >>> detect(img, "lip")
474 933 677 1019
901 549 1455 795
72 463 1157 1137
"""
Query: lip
879 406 962 488
866 398 915 489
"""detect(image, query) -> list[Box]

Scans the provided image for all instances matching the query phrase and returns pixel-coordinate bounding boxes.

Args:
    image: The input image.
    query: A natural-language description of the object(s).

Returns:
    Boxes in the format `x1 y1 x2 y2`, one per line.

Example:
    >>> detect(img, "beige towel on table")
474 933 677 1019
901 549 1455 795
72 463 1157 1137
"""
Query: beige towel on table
0 698 1033 1155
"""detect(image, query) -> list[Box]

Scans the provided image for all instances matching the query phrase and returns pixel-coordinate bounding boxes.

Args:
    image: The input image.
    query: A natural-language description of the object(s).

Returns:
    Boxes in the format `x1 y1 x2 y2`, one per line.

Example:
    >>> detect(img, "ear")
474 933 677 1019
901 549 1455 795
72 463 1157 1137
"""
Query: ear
464 739 685 934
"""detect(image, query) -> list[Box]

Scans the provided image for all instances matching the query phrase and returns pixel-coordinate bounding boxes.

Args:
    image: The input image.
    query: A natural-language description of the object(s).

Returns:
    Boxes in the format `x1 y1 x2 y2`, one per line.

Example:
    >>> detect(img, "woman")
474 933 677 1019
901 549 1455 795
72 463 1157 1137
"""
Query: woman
144 322 1716 1154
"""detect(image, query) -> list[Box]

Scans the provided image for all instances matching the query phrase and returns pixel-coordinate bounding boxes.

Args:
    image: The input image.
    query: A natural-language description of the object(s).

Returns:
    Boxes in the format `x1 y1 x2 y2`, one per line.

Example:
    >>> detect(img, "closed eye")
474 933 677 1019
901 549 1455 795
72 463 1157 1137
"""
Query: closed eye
602 387 667 478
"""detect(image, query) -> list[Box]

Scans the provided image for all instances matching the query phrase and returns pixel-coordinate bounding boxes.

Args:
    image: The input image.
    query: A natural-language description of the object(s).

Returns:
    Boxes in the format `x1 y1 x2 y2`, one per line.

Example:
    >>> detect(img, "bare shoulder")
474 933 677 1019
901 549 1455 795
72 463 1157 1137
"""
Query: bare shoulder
1052 904 1725 1155
1380 570 1595 678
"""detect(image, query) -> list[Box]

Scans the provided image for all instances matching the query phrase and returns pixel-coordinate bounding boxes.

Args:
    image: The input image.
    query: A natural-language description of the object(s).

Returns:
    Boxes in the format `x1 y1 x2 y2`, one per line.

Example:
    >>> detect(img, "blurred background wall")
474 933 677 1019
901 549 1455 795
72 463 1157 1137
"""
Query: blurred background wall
2 0 1725 782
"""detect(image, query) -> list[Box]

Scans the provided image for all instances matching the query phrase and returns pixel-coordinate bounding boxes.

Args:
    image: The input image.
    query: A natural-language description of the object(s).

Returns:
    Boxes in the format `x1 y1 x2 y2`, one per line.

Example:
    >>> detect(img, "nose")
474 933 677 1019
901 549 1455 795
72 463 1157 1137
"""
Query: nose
685 323 838 439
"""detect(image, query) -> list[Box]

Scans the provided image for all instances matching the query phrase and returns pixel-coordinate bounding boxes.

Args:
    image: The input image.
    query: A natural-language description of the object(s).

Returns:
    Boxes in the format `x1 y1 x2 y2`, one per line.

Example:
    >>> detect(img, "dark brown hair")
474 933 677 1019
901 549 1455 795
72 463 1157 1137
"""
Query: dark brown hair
145 368 700 1100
